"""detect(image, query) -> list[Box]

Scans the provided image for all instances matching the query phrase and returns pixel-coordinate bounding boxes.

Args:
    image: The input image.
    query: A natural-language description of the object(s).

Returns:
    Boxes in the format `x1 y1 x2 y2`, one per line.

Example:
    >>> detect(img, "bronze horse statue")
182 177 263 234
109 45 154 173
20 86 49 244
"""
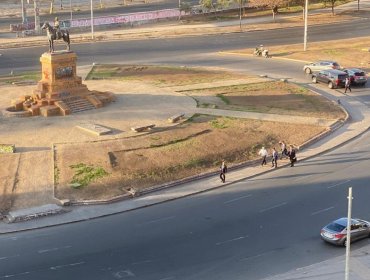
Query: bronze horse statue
41 22 70 52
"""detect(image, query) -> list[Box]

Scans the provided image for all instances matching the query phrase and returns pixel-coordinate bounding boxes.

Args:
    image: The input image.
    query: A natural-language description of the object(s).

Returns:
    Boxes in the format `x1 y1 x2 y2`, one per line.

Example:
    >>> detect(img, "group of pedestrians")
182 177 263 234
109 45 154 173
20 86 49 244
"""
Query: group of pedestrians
218 141 297 183
258 141 297 169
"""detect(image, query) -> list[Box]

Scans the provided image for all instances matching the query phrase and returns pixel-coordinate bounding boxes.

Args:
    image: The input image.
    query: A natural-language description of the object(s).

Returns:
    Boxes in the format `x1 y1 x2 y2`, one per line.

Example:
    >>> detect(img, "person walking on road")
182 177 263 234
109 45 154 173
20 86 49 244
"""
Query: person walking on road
279 141 288 159
219 160 227 183
288 146 297 167
258 146 268 166
344 77 351 93
271 147 278 168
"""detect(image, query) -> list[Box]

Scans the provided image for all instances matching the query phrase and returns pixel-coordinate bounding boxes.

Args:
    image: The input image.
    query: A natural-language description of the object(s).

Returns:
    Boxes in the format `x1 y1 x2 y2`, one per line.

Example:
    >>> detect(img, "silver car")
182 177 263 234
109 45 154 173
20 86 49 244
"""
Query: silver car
321 217 370 246
303 60 341 74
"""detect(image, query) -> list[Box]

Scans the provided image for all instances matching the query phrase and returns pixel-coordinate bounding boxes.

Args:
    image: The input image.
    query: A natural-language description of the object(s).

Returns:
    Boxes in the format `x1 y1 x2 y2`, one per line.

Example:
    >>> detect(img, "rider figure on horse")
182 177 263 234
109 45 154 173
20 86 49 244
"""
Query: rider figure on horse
54 17 61 39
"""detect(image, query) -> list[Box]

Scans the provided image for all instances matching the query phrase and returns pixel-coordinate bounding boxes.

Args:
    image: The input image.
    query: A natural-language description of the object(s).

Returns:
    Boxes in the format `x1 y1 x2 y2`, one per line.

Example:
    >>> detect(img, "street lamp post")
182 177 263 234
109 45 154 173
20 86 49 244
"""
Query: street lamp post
21 0 28 24
303 0 308 51
70 0 72 22
345 187 353 280
91 0 94 39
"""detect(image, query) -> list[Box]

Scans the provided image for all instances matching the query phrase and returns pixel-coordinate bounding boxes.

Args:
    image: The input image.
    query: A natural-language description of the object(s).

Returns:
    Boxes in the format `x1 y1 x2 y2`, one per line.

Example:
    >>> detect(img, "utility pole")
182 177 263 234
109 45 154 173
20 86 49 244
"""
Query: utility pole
91 0 94 39
70 0 73 21
178 0 181 20
34 0 40 34
345 187 353 280
239 0 242 31
303 0 308 51
21 0 28 24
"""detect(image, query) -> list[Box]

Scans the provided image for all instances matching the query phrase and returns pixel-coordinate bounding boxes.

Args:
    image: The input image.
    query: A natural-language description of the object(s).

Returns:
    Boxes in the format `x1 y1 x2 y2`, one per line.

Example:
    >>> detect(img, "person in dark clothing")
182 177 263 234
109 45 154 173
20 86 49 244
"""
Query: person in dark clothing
344 77 351 93
220 160 227 183
288 146 297 167
271 147 278 168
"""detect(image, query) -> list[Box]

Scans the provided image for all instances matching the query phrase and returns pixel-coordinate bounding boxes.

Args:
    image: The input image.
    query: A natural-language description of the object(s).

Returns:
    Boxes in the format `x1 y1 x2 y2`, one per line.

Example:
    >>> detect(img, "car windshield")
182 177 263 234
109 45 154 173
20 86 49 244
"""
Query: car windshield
338 75 347 79
326 222 346 232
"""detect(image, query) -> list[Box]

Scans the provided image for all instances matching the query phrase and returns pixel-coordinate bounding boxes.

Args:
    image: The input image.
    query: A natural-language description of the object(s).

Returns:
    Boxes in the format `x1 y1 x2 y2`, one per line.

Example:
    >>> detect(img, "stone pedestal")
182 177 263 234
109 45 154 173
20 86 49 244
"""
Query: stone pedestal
5 51 115 117
33 51 88 100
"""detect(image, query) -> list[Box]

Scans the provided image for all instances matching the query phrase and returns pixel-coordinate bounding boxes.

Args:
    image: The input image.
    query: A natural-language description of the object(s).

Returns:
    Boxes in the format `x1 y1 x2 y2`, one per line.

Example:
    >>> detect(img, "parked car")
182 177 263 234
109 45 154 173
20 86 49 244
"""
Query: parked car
312 69 348 89
343 68 368 86
303 60 341 74
320 217 370 246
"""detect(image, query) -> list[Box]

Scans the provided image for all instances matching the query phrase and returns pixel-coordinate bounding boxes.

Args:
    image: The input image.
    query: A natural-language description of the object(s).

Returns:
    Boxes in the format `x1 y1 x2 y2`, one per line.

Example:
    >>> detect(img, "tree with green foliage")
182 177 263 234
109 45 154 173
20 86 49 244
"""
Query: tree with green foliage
249 0 288 21
199 0 215 12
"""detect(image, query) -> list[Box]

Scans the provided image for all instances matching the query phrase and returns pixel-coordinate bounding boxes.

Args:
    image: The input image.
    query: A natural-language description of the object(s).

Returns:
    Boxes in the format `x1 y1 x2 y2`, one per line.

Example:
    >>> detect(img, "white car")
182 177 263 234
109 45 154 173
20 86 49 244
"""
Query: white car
303 60 341 74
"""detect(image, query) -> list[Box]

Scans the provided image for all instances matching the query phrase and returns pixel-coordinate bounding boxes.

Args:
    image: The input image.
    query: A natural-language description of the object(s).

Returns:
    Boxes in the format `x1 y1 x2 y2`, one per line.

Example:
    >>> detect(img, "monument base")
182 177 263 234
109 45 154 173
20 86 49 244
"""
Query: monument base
5 51 115 117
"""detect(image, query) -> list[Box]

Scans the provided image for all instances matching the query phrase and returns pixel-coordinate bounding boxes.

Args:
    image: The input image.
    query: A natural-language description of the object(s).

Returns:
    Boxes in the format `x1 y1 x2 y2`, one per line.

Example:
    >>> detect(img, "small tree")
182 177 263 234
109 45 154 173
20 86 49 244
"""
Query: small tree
199 0 215 13
249 0 287 21
324 0 337 15
180 1 192 14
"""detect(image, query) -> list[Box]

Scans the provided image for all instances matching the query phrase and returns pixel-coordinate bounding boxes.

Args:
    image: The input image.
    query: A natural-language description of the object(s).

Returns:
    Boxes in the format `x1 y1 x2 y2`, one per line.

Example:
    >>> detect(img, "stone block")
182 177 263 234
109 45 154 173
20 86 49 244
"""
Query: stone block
76 123 112 136
55 101 71 116
40 105 60 117
11 99 24 111
86 95 103 108
28 105 41 116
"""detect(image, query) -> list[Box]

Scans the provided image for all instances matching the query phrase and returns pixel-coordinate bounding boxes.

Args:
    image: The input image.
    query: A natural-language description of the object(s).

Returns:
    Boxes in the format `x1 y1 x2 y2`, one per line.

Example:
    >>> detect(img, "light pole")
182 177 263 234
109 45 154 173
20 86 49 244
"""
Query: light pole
91 0 94 39
178 0 181 20
345 187 353 280
21 0 28 24
239 0 242 31
303 0 308 51
70 0 72 22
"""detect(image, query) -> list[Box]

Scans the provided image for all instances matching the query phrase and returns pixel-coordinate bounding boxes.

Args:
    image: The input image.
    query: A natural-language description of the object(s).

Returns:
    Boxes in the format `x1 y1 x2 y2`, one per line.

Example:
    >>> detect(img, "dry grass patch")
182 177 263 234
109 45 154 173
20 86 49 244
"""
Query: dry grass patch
238 36 370 70
87 64 248 87
186 81 345 119
54 114 325 201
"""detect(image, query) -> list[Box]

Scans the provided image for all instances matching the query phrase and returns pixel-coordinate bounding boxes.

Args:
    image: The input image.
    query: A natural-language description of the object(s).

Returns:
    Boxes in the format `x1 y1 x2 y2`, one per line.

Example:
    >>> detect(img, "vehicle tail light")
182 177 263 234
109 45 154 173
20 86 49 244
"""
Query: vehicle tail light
334 233 346 239
336 79 340 85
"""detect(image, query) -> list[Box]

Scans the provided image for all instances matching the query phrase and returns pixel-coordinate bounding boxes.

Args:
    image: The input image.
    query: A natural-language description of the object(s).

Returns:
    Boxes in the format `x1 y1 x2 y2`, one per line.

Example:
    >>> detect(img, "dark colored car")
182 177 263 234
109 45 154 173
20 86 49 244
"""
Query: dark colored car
303 60 341 74
312 69 348 89
321 218 370 246
343 68 368 86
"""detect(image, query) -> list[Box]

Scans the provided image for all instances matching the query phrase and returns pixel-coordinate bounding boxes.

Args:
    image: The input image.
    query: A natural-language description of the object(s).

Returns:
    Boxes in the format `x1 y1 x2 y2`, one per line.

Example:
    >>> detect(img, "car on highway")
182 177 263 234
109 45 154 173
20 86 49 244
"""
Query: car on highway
311 69 348 89
343 68 368 86
303 60 341 74
321 217 370 246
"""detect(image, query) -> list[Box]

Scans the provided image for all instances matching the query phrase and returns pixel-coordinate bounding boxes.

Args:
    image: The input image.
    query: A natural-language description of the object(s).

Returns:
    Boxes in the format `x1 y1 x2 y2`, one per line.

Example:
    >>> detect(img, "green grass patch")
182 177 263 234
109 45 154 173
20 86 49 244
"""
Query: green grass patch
217 93 230 104
69 163 109 188
209 117 230 129
0 144 15 153
0 71 40 84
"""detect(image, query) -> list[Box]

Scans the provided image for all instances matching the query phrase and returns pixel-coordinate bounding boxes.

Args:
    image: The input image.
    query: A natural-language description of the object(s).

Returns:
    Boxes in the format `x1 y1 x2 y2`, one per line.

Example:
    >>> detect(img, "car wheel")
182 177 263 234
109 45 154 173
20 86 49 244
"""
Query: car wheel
328 82 334 89
312 76 317 83
305 68 311 74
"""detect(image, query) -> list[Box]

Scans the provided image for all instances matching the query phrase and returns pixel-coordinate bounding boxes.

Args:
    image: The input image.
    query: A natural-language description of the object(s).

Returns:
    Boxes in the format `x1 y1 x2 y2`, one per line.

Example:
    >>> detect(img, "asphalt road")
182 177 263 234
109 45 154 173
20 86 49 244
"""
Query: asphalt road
1 16 370 76
0 132 370 280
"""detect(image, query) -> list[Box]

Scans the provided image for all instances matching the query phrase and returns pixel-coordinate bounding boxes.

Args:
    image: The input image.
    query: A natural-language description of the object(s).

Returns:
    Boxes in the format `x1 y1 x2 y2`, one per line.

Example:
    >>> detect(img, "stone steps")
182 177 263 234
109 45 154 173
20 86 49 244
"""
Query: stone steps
62 96 95 113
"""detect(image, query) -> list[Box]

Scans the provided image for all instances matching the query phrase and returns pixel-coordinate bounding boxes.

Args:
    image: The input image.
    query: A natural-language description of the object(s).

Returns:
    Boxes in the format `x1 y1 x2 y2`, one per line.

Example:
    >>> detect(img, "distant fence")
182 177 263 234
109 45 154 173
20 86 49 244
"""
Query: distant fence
10 8 183 32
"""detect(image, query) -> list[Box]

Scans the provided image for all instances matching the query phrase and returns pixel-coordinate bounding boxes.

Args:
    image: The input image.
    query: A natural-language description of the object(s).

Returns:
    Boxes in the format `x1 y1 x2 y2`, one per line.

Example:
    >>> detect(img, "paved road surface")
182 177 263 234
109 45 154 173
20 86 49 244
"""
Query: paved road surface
1 131 370 279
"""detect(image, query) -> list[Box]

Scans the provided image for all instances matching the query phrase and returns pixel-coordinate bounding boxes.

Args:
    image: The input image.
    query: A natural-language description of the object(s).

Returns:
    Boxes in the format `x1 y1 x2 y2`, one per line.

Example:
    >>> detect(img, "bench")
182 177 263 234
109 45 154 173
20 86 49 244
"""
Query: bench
131 124 155 132
168 113 185 123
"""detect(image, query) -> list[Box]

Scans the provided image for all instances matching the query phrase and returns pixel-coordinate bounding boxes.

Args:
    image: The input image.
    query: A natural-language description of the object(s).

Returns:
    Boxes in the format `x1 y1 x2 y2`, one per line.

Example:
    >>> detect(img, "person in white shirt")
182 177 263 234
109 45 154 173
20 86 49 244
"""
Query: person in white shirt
258 147 268 166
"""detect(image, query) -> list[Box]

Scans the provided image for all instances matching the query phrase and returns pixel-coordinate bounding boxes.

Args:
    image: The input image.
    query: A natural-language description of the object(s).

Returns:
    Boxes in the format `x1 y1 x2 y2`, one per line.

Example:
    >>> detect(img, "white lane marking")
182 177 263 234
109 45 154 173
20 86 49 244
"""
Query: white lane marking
137 216 175 226
327 180 351 189
38 245 72 254
0 272 30 278
216 235 248 246
131 259 153 265
224 194 252 204
311 206 335 216
0 255 20 261
259 202 287 213
241 250 275 261
49 261 85 270
113 270 135 278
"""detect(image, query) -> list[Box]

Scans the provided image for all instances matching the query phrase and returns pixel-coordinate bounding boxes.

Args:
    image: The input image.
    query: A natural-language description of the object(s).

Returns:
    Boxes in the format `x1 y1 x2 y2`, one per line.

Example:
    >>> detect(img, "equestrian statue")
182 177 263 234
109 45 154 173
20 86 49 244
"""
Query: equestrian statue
41 17 70 53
